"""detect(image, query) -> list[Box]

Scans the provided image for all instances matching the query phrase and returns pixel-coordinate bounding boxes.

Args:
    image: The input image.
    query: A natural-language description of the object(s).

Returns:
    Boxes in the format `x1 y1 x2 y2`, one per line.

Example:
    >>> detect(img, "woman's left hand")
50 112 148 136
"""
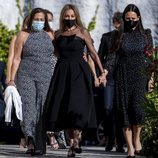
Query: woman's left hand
99 74 106 87
83 52 88 62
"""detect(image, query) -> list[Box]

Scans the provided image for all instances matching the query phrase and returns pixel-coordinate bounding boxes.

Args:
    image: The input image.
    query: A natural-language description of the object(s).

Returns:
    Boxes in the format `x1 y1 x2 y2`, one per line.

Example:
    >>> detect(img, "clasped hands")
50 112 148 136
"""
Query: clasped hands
94 69 108 87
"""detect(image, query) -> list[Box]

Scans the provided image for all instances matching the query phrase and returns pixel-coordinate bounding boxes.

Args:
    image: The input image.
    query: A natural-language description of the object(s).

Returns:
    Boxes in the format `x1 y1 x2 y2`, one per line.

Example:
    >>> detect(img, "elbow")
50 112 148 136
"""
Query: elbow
13 57 21 66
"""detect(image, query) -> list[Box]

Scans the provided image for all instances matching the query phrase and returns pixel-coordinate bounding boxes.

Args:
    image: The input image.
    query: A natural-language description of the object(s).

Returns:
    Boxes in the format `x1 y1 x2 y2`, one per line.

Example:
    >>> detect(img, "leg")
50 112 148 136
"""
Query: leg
26 136 35 155
115 110 125 152
103 85 115 151
47 132 59 150
133 125 142 153
123 127 135 156
131 87 145 154
16 75 36 152
67 129 75 157
67 128 82 157
35 80 51 154
19 129 27 148
115 122 125 152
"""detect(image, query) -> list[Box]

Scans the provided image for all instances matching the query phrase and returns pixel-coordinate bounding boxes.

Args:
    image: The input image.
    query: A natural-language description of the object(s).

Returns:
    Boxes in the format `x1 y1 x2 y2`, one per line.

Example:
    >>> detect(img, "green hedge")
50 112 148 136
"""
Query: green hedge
141 48 158 157
0 21 17 63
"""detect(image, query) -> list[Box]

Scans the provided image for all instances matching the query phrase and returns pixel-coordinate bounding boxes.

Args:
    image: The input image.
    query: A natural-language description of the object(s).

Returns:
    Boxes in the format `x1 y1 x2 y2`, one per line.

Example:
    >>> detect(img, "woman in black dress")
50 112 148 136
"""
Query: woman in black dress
45 4 106 157
116 4 153 157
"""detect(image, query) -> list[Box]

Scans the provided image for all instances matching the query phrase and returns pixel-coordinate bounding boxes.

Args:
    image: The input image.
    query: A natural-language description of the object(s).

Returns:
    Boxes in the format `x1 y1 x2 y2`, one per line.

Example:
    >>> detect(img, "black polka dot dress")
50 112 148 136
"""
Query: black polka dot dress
116 29 153 127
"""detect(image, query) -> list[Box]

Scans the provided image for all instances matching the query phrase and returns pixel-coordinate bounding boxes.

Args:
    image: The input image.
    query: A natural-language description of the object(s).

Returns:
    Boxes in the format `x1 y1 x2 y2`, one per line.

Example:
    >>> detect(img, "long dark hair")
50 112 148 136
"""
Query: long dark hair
27 7 51 32
45 9 54 20
110 12 123 53
21 15 30 30
123 4 144 33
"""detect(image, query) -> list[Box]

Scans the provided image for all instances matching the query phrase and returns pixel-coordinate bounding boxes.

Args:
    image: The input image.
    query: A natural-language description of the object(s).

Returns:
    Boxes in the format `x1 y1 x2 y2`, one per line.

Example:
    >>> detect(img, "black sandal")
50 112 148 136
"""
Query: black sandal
67 146 75 157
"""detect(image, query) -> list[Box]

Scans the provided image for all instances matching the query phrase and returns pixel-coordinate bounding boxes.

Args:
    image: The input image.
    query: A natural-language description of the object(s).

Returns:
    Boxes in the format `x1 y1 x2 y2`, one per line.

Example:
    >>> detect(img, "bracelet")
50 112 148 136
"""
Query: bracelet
101 71 106 74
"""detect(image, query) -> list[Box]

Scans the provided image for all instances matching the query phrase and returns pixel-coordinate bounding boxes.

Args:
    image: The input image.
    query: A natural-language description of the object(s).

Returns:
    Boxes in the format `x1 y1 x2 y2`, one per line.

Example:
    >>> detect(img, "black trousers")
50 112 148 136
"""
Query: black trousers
103 85 125 147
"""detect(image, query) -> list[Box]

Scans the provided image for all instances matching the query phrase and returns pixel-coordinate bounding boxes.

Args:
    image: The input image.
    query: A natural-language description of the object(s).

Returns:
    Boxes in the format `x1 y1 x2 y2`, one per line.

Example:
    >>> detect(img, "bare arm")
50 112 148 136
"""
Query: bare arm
9 31 28 85
83 29 107 85
87 54 100 87
83 30 104 73
87 54 97 77
6 35 17 84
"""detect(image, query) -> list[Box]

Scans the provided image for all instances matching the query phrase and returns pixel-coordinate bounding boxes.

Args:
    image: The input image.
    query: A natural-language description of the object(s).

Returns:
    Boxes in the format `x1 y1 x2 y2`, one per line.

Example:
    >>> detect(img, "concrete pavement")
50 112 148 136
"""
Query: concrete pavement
0 145 146 158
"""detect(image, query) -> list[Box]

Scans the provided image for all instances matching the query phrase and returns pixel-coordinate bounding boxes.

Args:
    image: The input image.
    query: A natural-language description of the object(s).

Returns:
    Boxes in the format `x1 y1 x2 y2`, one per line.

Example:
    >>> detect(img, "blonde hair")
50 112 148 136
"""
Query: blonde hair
59 4 84 32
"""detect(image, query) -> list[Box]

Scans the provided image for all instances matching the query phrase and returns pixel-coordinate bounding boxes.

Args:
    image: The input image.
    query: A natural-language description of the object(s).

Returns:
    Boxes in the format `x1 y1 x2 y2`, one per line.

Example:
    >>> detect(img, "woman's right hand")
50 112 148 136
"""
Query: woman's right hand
8 80 16 87
94 76 100 87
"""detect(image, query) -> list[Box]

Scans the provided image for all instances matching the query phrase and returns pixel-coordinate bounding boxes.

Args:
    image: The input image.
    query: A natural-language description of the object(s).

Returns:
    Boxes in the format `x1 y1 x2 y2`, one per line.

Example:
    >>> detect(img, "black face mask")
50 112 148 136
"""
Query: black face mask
64 19 76 28
124 20 138 30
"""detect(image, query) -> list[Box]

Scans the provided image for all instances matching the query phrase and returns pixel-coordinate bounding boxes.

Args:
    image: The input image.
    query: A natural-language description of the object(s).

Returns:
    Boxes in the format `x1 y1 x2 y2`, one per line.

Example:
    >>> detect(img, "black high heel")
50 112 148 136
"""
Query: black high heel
135 149 143 155
34 150 45 156
26 137 35 156
67 146 75 157
74 147 82 154
73 131 82 154
126 156 135 158
26 149 35 155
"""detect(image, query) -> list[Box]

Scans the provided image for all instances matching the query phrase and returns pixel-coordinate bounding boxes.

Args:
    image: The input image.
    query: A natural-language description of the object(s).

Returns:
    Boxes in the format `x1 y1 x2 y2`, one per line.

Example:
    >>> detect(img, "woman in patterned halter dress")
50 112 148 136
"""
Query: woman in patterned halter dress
9 8 56 156
45 4 107 157
115 4 153 157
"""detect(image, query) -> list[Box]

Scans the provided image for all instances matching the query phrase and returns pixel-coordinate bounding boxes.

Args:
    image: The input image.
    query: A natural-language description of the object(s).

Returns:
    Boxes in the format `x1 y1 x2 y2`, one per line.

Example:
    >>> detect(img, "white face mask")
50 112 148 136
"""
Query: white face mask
48 21 53 29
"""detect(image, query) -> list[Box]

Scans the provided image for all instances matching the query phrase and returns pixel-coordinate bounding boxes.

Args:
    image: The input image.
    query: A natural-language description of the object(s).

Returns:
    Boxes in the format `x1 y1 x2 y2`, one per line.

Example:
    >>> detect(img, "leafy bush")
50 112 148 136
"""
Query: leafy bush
0 21 16 63
141 47 158 157
0 0 24 64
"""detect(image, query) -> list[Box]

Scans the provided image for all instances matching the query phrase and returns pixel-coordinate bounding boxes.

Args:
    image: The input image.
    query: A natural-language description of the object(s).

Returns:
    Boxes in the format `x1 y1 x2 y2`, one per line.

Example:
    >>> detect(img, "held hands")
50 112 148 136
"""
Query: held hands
8 80 16 87
93 69 108 87
94 76 100 87
98 69 108 87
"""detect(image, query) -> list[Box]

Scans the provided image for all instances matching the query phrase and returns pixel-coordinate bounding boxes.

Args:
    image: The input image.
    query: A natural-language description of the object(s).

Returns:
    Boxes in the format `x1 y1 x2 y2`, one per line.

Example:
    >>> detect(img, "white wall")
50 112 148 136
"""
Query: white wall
0 0 157 49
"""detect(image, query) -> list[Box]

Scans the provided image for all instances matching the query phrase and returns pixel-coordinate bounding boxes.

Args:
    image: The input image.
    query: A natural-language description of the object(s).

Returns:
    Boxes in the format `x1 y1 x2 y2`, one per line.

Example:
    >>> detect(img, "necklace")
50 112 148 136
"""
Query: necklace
66 26 77 32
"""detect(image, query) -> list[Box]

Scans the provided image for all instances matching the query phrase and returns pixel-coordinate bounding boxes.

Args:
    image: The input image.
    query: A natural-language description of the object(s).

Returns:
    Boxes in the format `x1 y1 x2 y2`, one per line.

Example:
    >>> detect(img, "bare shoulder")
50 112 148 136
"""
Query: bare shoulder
46 31 55 40
11 35 17 41
81 28 89 34
16 31 29 42
79 28 92 42
80 28 91 38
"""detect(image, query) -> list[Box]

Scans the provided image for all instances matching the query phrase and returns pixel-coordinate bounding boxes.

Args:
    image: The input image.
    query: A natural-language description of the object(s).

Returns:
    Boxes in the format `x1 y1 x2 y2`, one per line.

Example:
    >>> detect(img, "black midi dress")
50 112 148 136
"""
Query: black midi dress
45 35 97 131
116 29 153 127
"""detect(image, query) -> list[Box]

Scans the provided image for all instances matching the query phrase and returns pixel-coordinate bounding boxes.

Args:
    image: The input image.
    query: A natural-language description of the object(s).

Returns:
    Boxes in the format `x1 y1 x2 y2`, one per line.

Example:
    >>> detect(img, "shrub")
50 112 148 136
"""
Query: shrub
141 47 158 157
0 22 16 63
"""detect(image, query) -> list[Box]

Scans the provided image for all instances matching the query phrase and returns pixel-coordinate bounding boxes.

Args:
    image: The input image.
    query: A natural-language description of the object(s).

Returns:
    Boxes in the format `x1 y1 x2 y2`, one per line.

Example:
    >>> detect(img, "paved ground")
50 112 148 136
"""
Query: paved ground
0 145 146 158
